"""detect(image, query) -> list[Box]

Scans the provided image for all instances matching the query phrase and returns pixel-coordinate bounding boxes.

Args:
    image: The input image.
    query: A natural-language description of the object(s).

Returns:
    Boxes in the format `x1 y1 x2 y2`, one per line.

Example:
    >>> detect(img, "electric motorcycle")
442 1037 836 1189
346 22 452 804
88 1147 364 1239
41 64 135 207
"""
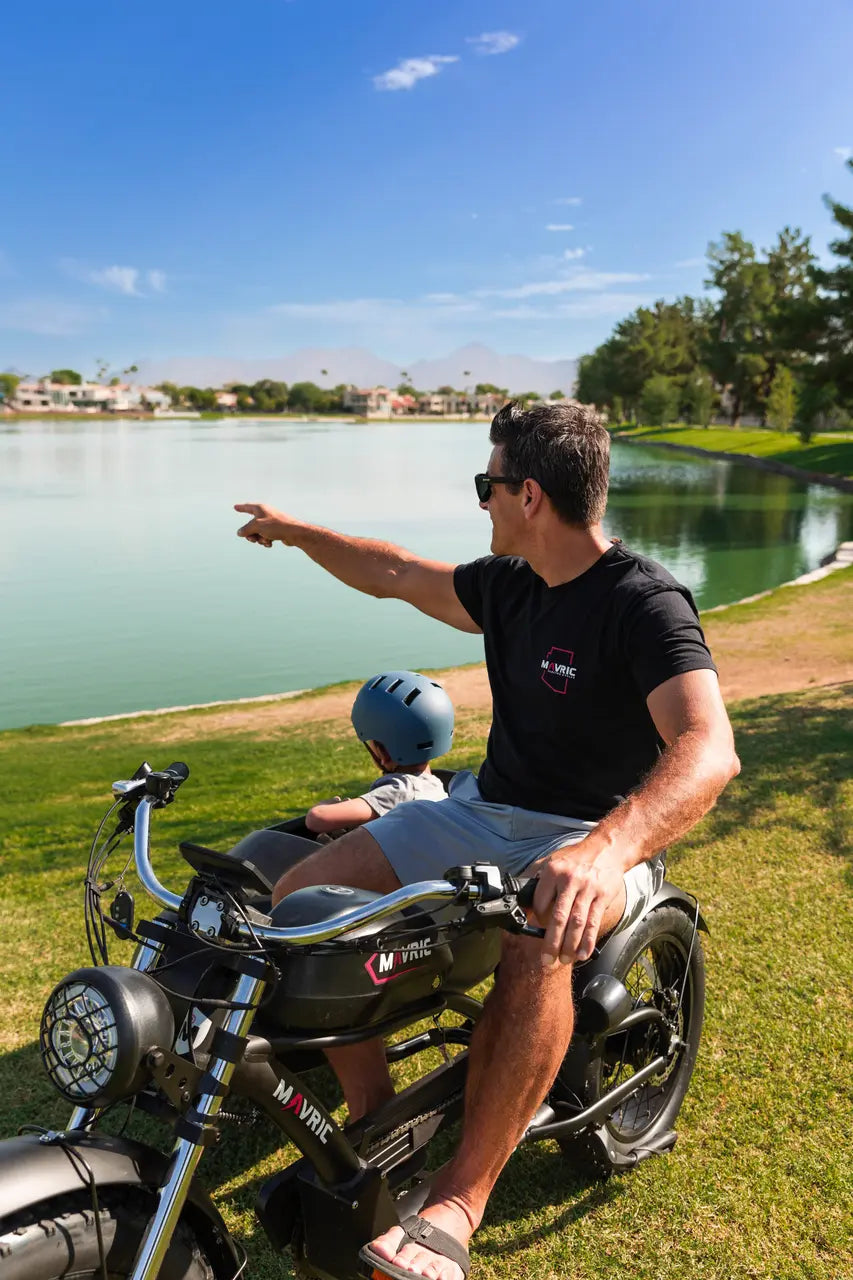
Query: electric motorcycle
0 761 706 1280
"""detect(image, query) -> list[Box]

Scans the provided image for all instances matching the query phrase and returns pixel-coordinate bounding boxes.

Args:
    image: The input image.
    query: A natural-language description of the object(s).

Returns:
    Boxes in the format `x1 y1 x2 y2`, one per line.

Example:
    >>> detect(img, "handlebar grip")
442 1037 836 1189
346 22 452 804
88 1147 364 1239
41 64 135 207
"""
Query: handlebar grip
164 762 190 783
515 875 539 909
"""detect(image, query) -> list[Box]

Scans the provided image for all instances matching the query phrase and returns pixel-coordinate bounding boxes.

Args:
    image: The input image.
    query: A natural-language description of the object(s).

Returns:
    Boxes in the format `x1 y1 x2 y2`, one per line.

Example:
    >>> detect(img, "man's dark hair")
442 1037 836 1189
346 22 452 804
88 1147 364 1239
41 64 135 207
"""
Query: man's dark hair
489 400 610 526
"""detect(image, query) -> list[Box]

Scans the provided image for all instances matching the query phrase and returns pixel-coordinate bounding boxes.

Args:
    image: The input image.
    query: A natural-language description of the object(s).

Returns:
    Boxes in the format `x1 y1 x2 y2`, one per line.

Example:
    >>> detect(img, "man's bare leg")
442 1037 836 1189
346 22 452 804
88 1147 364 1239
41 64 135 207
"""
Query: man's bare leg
271 827 401 1120
367 879 628 1280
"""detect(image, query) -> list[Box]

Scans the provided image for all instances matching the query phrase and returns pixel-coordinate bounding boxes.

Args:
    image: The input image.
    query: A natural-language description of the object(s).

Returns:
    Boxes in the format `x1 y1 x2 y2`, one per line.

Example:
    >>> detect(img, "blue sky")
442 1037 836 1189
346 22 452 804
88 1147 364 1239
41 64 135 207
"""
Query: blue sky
3 0 853 375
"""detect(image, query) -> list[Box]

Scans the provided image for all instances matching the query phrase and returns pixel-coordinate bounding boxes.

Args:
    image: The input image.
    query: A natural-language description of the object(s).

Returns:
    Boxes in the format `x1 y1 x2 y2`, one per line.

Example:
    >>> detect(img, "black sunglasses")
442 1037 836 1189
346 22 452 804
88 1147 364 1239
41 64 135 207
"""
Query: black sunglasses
474 472 520 502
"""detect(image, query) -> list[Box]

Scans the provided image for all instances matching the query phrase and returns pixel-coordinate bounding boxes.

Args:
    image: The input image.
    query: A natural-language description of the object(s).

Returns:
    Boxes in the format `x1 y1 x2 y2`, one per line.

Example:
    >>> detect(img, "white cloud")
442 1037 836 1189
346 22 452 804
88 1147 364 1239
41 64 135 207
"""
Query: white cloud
563 248 586 260
264 265 653 336
89 265 141 295
674 257 704 268
476 271 650 300
61 259 167 296
0 298 108 336
553 196 582 206
834 146 852 160
546 223 574 232
466 31 521 56
373 55 458 91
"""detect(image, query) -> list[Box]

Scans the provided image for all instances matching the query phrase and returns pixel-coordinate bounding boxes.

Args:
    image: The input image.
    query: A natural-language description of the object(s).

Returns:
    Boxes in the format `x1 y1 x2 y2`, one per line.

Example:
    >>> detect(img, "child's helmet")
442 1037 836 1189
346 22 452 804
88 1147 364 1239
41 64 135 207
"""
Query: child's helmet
351 671 454 765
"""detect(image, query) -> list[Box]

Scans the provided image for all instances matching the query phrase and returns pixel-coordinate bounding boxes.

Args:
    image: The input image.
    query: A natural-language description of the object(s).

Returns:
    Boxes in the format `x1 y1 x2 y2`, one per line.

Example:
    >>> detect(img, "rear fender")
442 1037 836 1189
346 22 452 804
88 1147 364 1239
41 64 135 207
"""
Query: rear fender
579 878 707 989
0 1131 241 1276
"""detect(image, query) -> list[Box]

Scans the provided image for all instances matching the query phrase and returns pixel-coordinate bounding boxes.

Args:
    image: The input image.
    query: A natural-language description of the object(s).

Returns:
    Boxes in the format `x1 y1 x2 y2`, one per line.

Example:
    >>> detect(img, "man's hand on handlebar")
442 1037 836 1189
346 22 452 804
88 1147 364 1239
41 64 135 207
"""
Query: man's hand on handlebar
531 848 625 968
234 503 306 548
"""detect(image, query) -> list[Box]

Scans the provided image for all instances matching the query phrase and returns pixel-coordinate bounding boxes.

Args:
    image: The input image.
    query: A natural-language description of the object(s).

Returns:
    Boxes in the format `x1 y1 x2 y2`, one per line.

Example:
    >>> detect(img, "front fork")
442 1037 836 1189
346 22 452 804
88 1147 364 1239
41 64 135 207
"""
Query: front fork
127 962 268 1280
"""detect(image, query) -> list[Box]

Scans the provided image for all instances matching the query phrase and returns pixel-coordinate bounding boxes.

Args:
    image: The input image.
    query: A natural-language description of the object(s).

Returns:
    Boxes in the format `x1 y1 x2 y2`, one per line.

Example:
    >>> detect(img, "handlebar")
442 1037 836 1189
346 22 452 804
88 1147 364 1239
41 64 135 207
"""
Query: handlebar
129 790 497 946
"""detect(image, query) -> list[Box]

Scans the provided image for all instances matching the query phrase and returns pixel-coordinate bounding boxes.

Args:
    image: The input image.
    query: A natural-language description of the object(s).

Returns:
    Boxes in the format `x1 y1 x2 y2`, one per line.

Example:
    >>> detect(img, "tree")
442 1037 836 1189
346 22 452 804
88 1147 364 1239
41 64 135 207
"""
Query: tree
549 389 565 400
796 379 838 443
287 381 328 412
436 385 458 396
682 371 716 427
396 382 417 396
704 232 772 424
609 394 624 425
475 382 505 395
250 380 288 413
639 375 680 426
765 366 797 432
576 295 711 419
182 386 218 411
50 369 82 385
0 373 20 404
156 382 182 406
810 158 853 412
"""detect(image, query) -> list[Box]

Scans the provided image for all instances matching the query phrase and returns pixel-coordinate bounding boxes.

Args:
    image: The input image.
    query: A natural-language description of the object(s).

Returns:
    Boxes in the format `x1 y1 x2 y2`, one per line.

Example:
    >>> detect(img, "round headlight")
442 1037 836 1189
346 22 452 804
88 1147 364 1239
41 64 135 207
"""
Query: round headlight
40 967 175 1105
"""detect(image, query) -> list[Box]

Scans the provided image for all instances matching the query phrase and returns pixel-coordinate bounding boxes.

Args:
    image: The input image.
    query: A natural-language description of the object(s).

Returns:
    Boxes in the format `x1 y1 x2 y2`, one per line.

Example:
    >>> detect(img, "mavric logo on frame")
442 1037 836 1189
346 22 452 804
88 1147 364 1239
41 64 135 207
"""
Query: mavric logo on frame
541 646 577 694
364 939 433 986
272 1079 334 1144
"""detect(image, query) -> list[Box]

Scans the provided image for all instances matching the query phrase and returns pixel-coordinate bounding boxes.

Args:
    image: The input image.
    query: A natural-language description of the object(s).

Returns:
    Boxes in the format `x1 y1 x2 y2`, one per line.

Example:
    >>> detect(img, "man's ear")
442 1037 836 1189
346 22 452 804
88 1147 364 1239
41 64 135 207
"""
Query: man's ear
522 478 542 513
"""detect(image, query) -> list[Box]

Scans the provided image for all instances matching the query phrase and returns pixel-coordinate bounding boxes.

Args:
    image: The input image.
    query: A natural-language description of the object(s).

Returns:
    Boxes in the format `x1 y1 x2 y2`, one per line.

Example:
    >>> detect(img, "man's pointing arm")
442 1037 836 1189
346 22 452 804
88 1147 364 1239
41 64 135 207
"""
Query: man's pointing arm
234 502 481 634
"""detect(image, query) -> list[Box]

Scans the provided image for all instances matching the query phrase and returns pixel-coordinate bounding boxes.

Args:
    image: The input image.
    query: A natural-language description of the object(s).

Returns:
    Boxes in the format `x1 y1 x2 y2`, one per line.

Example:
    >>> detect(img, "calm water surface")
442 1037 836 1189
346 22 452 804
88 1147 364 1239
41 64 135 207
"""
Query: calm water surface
1 418 851 729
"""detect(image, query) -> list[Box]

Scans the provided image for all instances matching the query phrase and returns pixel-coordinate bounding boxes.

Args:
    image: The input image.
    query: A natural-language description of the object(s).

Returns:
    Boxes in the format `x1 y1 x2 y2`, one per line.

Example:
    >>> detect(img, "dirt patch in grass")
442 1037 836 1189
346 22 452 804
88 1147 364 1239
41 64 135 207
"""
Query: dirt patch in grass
142 570 853 741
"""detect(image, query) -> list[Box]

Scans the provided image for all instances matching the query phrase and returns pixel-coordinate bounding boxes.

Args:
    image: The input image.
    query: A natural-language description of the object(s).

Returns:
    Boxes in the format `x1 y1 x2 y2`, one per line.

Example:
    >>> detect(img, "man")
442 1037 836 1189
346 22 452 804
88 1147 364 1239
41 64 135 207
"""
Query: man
235 401 739 1280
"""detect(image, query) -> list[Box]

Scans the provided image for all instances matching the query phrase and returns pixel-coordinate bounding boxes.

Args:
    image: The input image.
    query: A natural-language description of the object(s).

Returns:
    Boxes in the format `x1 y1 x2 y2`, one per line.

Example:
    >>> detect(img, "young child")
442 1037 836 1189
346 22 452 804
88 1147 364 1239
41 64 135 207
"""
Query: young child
305 670 454 837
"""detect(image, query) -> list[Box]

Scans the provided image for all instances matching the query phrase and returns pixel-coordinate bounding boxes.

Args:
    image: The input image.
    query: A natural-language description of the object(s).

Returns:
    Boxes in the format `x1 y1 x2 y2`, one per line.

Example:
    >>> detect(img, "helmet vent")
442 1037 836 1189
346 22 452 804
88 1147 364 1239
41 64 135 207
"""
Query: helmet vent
386 678 404 693
369 676 386 690
403 688 421 706
416 740 433 750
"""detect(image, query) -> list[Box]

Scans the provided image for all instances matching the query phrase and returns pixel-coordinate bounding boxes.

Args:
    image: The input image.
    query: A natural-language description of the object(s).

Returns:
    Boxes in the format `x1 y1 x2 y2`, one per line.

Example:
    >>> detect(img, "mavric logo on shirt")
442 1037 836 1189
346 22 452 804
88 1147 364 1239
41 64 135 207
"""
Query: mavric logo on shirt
541 646 577 694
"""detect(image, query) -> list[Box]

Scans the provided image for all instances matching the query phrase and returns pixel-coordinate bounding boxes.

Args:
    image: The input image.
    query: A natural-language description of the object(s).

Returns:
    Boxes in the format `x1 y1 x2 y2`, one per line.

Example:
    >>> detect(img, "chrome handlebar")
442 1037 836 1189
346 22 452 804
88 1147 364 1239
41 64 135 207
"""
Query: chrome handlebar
130 792 478 946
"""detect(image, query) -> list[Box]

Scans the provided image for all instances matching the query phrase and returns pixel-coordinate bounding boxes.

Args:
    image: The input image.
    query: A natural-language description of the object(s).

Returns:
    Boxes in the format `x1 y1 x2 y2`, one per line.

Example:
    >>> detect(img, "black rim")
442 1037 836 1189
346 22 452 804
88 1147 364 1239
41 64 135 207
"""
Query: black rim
597 930 695 1142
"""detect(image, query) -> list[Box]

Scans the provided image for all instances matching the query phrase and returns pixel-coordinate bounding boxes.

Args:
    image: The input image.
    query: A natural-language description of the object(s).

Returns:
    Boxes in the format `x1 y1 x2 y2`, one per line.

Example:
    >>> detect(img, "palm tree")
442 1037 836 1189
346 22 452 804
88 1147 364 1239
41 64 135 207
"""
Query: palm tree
463 369 473 416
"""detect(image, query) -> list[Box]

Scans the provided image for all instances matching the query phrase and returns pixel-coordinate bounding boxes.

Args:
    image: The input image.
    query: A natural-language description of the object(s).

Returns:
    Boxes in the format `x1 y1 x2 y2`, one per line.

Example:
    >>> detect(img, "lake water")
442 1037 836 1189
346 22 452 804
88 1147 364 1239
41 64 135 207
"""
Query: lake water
1 418 851 730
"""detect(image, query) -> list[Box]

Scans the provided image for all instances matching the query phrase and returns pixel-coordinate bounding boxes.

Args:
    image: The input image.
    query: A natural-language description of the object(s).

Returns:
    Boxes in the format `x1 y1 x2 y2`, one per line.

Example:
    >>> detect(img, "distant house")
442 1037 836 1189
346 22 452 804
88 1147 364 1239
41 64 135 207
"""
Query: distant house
342 386 394 417
390 393 418 415
215 391 238 410
11 380 171 413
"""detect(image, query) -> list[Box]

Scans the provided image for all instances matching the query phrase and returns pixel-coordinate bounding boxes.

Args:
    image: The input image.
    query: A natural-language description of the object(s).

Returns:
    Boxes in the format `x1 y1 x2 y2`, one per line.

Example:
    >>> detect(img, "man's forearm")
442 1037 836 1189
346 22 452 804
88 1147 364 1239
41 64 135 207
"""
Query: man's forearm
584 727 740 874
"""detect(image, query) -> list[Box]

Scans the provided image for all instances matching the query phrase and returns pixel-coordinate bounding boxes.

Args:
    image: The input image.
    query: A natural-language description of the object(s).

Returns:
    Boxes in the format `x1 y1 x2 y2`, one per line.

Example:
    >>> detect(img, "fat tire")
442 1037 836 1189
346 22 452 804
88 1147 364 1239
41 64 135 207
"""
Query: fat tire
554 903 705 1175
0 1186 215 1280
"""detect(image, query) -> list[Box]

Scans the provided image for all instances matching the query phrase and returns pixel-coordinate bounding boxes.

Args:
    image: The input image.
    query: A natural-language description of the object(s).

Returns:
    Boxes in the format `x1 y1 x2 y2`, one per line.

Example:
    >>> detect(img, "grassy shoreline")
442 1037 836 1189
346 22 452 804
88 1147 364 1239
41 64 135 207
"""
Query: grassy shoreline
612 423 853 483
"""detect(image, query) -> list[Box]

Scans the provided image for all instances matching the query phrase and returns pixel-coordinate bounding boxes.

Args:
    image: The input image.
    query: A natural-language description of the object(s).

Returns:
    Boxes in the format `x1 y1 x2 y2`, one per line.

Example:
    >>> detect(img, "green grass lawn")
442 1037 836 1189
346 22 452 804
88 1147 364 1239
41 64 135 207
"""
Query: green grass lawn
613 424 853 480
1 676 851 1278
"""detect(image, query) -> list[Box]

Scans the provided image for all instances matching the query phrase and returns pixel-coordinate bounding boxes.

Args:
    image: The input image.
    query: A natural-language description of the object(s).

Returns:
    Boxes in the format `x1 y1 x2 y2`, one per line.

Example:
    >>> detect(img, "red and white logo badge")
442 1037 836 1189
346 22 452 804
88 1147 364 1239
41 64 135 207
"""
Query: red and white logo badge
540 646 577 694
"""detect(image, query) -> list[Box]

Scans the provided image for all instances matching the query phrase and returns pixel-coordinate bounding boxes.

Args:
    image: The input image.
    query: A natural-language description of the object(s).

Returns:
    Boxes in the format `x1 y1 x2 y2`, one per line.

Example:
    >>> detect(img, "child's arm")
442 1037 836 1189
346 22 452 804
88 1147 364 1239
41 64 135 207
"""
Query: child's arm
305 797 375 833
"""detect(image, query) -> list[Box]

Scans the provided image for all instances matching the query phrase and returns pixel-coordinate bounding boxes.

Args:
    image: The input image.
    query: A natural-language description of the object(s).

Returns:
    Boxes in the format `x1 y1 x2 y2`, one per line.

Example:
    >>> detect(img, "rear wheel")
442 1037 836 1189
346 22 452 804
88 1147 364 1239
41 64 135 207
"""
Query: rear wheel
0 1187 214 1280
552 903 705 1175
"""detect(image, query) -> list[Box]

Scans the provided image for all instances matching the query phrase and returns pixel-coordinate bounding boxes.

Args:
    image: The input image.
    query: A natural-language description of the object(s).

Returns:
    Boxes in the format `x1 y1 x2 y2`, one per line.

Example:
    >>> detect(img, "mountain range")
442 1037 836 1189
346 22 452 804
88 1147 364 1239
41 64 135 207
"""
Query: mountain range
137 344 578 398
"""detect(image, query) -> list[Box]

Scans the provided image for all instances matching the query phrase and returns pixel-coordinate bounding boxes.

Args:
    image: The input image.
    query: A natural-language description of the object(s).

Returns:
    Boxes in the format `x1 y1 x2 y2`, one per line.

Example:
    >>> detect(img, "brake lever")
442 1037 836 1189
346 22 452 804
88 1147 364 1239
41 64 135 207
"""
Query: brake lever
514 876 545 939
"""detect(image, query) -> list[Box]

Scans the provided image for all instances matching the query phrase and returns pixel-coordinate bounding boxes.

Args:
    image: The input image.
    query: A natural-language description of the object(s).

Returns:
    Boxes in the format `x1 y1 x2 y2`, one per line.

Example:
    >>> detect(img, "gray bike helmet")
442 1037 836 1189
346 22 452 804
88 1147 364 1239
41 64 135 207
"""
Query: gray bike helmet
351 671 454 765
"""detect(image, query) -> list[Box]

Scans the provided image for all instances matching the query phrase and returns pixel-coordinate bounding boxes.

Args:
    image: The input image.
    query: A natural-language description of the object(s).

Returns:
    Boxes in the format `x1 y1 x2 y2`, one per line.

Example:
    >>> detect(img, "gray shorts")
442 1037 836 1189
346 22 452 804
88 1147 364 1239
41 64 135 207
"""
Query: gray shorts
369 770 665 935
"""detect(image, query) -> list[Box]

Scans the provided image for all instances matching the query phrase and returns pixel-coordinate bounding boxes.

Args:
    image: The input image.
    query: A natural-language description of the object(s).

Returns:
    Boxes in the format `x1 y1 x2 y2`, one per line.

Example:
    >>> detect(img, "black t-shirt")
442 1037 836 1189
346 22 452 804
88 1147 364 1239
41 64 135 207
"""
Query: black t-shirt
453 544 717 820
